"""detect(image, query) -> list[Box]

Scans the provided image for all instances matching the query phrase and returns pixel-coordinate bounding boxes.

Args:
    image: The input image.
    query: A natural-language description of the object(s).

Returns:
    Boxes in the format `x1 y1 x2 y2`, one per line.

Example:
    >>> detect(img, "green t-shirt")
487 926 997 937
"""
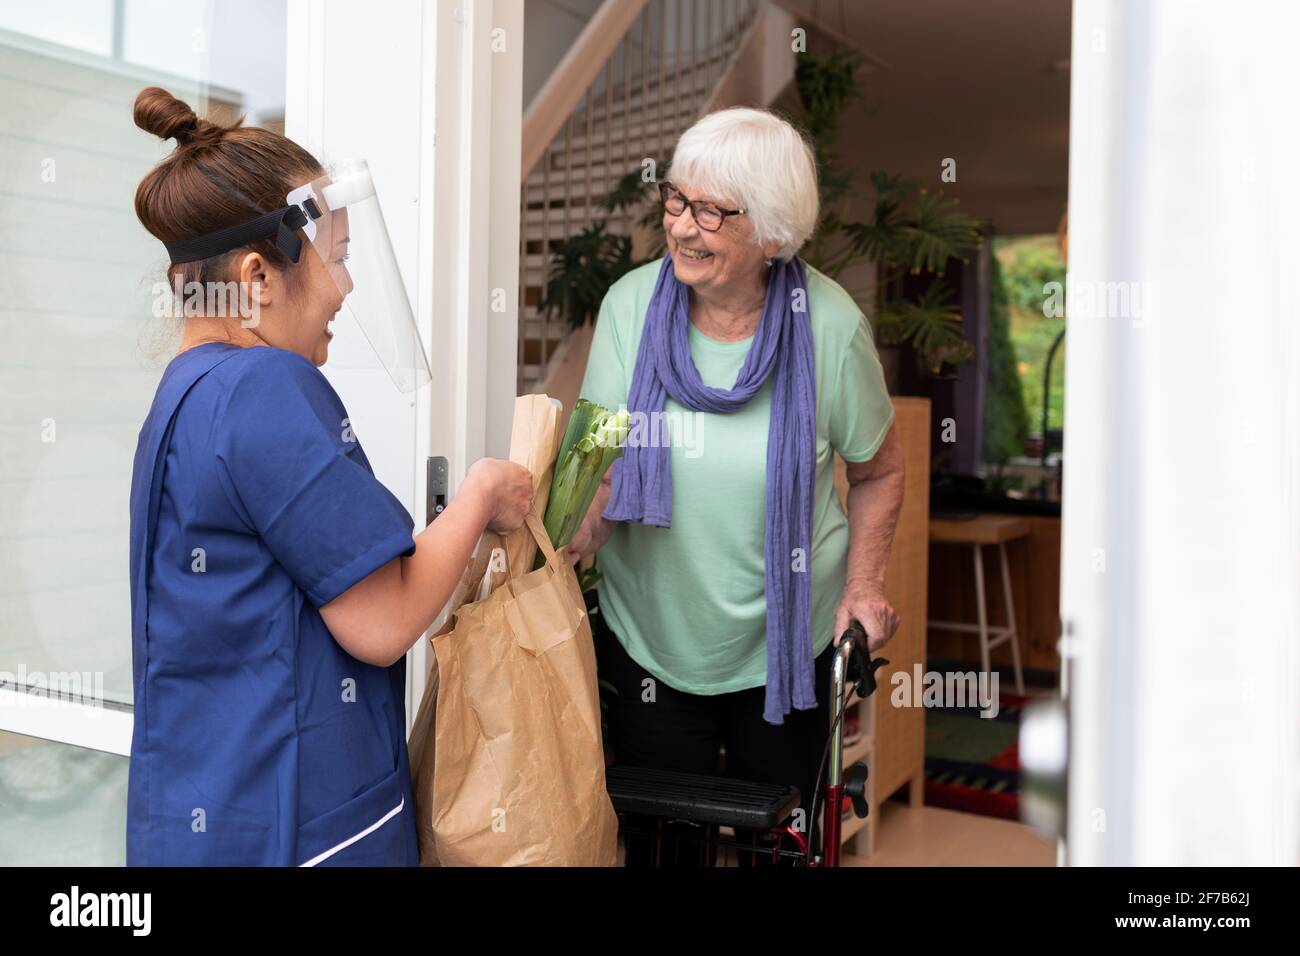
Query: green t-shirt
579 258 894 695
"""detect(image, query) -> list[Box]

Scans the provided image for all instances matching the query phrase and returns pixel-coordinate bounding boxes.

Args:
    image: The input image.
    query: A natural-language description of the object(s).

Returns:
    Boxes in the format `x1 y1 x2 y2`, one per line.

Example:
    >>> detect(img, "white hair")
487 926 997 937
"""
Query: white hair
667 107 819 261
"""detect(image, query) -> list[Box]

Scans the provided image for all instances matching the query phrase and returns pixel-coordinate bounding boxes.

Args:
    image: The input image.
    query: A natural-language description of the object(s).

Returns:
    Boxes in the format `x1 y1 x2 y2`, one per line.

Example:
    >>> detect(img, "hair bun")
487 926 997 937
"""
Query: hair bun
134 86 203 145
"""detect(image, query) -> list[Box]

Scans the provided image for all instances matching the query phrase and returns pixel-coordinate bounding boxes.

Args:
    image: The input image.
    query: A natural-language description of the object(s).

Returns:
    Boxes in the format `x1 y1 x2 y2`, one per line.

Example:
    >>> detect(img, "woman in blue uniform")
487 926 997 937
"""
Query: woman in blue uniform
126 87 532 866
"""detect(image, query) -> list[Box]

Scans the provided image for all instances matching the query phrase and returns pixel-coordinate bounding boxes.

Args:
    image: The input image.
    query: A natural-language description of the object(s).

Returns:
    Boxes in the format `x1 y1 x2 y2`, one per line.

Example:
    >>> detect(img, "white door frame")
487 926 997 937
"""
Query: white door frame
0 686 133 757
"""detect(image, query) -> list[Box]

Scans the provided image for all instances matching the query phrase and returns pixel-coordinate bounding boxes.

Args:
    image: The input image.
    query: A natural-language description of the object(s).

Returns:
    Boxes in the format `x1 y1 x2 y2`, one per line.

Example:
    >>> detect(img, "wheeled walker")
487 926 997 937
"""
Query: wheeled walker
605 620 888 866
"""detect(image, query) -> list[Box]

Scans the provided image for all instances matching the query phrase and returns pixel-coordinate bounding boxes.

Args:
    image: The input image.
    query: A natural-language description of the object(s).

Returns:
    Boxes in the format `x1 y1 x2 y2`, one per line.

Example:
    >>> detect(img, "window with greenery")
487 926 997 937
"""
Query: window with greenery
989 235 1066 463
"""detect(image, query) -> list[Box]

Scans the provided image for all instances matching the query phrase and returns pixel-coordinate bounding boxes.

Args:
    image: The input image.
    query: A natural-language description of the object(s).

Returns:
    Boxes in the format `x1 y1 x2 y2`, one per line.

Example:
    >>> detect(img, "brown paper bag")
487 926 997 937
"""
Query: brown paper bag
504 394 561 574
408 395 618 866
407 532 505 865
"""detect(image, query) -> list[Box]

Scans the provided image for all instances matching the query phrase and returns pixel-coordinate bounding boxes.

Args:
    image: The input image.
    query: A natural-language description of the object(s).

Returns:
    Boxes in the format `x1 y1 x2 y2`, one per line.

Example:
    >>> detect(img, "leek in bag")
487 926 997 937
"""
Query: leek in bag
540 399 629 556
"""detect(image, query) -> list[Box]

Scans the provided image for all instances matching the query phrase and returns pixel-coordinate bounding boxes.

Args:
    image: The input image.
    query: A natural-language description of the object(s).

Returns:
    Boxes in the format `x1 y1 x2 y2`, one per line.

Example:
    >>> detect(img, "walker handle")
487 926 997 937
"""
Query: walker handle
839 620 868 648
838 619 889 699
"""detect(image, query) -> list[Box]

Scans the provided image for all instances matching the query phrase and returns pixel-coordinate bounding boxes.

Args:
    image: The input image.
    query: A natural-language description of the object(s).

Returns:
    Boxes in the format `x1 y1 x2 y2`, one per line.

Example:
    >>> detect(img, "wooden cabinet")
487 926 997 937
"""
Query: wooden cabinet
832 397 930 856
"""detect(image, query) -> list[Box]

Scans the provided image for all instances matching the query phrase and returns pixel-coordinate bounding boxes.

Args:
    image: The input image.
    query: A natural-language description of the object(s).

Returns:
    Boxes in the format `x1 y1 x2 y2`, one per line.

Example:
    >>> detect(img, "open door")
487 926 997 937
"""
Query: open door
284 0 525 726
1059 0 1300 866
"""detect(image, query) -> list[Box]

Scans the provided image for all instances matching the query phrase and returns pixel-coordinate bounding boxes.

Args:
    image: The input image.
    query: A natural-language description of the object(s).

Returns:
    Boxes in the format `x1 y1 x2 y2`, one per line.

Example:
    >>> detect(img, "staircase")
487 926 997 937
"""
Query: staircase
517 0 763 394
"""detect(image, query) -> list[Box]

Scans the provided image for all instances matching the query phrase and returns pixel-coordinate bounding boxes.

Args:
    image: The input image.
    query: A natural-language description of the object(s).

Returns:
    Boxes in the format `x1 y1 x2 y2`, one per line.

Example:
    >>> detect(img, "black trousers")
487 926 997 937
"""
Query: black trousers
593 609 833 866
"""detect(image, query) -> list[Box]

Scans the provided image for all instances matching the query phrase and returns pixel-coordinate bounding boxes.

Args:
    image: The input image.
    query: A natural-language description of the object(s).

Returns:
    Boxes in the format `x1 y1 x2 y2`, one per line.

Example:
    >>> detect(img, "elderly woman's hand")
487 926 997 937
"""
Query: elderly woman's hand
834 578 900 652
563 471 614 564
564 513 610 564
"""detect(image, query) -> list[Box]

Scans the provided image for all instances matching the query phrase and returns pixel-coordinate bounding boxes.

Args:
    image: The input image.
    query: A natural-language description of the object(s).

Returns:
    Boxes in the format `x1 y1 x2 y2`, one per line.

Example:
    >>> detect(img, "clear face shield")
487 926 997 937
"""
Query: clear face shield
285 159 430 394
162 158 429 394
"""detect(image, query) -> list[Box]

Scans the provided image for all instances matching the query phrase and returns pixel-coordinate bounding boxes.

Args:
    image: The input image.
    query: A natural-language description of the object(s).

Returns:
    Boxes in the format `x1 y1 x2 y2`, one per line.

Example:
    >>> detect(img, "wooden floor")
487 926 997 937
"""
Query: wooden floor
844 800 1057 866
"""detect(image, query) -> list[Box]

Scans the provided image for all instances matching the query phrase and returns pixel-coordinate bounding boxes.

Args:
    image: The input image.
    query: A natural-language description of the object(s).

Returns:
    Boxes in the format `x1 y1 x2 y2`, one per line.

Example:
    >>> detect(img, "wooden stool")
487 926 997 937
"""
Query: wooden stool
928 514 1032 694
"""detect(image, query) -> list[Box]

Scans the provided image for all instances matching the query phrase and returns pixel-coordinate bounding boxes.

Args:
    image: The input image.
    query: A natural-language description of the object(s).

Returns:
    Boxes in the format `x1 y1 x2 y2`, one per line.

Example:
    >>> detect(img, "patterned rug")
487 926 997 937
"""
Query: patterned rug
923 690 1028 820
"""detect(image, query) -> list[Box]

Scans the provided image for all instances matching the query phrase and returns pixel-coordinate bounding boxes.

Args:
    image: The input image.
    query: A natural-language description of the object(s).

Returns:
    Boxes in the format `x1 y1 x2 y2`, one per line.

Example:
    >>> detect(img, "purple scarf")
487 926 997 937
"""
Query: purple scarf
605 254 817 724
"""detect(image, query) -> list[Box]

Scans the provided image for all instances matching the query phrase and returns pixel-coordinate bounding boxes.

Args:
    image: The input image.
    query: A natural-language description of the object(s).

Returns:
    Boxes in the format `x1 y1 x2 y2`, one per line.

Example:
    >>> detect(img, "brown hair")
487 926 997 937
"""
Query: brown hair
133 86 323 289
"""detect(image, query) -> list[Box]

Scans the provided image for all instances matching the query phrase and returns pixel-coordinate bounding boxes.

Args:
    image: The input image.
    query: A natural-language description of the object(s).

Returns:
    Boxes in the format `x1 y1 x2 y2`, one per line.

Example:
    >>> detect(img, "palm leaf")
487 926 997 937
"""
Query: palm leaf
877 284 969 373
894 190 981 274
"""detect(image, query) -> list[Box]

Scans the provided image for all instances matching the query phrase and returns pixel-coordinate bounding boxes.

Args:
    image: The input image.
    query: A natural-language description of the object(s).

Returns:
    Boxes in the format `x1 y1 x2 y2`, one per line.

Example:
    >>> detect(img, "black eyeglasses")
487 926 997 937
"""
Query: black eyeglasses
658 181 746 232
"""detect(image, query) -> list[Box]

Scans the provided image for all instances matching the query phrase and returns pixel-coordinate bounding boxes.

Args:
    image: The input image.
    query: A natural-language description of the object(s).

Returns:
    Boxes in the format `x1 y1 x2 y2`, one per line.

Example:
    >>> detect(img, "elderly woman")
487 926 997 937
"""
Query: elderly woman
567 107 906 863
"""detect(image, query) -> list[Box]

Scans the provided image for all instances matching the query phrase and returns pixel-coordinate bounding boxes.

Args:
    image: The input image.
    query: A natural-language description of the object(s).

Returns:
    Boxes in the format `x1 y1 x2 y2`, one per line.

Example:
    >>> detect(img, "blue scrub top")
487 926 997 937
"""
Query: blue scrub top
127 343 420 866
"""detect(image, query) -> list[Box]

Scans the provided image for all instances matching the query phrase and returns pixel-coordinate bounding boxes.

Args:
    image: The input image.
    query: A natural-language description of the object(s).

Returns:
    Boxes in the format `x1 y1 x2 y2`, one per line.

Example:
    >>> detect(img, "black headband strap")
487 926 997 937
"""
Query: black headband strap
164 205 309 265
